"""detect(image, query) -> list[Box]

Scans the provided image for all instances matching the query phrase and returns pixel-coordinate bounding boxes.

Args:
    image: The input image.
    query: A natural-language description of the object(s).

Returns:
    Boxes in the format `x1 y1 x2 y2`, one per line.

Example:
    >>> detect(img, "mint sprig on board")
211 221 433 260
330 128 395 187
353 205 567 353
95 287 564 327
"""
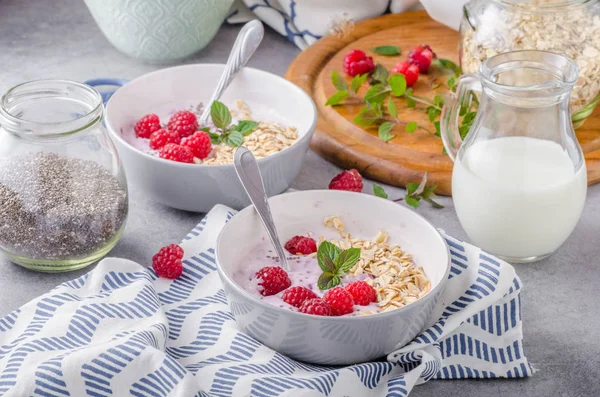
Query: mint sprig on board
207 101 259 147
324 57 472 147
317 241 361 291
326 71 369 106
326 64 434 142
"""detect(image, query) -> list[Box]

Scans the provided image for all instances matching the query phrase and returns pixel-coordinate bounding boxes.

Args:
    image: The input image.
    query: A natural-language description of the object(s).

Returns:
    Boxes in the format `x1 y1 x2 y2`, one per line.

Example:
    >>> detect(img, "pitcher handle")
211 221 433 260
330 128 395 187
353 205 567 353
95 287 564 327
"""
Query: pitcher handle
440 74 481 162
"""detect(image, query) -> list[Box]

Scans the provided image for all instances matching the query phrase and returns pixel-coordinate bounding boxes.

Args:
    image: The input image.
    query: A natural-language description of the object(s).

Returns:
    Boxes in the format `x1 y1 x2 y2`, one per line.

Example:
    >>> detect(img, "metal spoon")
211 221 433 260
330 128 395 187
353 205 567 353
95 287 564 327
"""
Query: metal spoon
234 147 289 271
199 20 264 126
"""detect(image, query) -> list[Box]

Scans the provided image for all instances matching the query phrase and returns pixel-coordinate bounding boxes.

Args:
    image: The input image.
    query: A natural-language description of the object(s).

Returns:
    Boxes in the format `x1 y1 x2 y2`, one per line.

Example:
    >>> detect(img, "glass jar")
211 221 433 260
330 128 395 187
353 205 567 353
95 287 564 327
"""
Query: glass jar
460 0 600 127
0 80 129 272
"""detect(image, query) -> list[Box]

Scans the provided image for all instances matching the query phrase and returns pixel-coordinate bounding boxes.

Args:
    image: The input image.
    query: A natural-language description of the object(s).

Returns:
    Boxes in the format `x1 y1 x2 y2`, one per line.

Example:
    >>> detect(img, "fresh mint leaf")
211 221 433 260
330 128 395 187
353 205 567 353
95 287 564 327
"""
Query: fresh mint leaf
387 97 398 119
435 58 459 73
434 121 441 137
200 127 211 132
405 196 420 209
335 247 361 272
422 185 444 208
372 64 389 85
354 107 381 126
412 172 428 196
317 241 341 272
208 132 222 144
378 121 395 142
406 182 419 196
405 122 418 133
211 101 232 130
459 125 470 140
373 184 388 199
448 77 457 91
332 70 348 91
423 196 445 208
318 272 341 291
364 84 391 104
351 74 369 94
427 106 440 122
372 45 401 56
388 74 407 97
462 111 477 126
403 173 443 209
326 90 349 106
233 120 259 136
225 131 244 147
434 94 444 108
406 96 416 108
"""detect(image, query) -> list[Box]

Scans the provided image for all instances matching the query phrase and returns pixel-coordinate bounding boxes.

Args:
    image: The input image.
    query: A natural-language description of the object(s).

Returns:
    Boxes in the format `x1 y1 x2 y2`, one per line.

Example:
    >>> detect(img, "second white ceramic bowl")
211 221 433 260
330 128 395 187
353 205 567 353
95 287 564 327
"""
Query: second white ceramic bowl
216 190 450 365
105 64 316 212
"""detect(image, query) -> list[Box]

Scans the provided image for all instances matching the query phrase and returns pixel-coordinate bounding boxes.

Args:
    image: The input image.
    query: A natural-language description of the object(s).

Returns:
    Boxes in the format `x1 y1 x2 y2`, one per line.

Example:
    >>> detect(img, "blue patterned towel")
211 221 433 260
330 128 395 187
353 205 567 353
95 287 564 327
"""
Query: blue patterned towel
0 205 532 396
226 0 423 49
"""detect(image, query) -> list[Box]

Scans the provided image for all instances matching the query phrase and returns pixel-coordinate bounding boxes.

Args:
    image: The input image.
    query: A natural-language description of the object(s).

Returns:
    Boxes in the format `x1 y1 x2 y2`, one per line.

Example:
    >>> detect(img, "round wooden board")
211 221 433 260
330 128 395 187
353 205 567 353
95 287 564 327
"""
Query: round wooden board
285 11 600 196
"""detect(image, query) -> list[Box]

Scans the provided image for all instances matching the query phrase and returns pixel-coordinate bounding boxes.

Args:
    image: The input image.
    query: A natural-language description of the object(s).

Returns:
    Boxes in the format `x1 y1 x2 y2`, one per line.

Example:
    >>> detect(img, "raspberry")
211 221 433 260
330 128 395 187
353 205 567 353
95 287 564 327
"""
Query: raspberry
282 286 318 308
343 49 375 77
167 110 198 138
159 143 195 163
182 131 212 159
284 236 317 255
328 169 363 192
149 129 180 150
345 281 377 306
323 287 355 316
408 44 436 73
255 266 291 296
298 298 332 316
152 244 184 279
391 60 420 87
134 114 161 138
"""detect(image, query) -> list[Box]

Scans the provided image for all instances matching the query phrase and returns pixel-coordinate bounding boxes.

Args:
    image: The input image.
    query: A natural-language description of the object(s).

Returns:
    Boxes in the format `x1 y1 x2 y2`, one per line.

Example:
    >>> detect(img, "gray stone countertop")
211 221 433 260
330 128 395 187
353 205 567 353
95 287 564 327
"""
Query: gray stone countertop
1 0 599 396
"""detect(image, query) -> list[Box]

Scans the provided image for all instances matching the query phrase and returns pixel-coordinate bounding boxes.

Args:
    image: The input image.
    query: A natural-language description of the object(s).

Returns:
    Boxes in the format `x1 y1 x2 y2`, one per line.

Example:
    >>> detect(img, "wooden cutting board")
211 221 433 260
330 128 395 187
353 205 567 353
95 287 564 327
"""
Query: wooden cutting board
285 11 600 195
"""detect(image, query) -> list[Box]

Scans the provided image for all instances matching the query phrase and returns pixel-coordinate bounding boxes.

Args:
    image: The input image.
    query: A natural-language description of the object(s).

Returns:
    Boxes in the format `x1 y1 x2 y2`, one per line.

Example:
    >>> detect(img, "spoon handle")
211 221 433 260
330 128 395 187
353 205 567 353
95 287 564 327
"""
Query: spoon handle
234 147 289 271
199 20 264 126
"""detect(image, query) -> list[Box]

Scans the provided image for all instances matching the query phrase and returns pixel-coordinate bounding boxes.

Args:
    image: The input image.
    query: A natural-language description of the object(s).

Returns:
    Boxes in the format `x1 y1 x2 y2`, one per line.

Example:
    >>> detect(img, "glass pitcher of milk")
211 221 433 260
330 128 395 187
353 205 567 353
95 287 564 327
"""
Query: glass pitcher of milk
441 50 587 263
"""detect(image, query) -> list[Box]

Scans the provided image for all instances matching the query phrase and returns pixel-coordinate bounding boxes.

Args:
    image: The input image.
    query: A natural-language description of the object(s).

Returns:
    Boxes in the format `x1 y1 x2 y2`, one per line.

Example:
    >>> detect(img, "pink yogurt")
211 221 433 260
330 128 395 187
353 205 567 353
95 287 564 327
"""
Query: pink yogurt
233 242 381 316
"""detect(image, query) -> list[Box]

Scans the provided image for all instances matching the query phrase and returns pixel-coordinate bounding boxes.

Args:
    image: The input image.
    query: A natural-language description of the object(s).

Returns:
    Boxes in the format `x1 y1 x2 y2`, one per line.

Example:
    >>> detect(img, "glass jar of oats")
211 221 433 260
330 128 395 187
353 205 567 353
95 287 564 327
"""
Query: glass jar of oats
460 0 600 127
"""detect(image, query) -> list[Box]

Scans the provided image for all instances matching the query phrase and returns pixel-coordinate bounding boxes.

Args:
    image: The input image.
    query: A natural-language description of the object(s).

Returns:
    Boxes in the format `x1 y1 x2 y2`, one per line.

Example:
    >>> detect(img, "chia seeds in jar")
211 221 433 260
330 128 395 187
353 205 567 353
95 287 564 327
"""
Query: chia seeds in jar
0 152 128 262
0 79 129 271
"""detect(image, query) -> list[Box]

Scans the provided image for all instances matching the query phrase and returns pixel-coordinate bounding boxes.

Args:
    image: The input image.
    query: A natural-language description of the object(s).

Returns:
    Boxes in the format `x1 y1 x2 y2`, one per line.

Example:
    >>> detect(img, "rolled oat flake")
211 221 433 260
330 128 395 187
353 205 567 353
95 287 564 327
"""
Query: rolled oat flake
0 152 128 261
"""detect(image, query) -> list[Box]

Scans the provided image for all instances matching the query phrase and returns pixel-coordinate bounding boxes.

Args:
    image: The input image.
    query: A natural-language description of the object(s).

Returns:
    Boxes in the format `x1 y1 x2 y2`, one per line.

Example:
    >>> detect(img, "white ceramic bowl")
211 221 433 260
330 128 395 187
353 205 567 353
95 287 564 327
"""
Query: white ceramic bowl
216 190 450 365
84 0 235 63
105 64 316 212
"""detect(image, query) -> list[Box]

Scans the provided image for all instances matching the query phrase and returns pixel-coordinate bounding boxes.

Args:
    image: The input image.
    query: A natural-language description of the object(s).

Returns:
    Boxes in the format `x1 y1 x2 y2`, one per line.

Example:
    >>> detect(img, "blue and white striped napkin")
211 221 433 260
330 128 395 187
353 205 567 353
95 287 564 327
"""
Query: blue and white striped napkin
0 205 532 396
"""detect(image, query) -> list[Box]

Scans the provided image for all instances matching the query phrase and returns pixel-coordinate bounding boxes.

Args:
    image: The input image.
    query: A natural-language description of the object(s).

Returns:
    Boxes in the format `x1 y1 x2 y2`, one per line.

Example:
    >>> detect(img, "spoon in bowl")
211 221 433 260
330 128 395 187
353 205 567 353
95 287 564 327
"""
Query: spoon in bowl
198 20 264 126
234 147 289 271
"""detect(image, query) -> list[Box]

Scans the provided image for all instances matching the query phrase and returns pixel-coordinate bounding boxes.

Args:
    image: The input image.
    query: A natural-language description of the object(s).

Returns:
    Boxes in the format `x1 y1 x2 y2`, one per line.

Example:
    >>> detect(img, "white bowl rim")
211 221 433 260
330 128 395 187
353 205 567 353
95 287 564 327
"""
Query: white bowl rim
216 189 451 322
104 64 317 170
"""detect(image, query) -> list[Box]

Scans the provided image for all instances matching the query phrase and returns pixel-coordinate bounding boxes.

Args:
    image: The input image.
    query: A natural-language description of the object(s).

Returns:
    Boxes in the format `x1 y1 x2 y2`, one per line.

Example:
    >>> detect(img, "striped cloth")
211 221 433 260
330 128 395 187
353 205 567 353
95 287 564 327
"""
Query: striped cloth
0 205 532 396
